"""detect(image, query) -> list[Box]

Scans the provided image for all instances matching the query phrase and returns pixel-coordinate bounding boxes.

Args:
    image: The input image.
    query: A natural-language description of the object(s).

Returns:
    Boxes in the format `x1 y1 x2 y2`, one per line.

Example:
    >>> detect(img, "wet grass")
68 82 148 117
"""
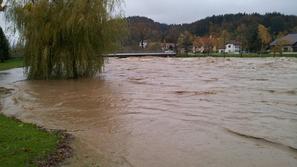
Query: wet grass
0 114 61 167
0 58 24 71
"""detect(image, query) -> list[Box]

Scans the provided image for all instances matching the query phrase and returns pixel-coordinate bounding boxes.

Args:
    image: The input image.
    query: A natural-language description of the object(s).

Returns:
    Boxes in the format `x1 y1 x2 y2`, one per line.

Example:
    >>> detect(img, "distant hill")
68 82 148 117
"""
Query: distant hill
124 13 297 52
124 16 172 45
185 13 297 36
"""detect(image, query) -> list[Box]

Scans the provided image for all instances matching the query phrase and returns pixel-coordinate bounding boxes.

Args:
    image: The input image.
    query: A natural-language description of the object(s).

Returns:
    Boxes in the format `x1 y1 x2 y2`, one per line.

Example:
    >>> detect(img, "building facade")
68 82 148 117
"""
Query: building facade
270 33 297 52
225 42 240 54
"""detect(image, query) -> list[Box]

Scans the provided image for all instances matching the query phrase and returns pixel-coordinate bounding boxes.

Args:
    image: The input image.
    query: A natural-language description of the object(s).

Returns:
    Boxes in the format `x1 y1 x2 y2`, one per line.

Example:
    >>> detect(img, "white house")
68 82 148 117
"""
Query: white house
225 42 241 54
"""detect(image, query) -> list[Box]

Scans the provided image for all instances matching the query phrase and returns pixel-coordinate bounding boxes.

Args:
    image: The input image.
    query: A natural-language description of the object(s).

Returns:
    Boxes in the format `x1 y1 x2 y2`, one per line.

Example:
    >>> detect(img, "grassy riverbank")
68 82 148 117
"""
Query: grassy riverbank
0 58 24 71
0 114 61 167
0 85 72 167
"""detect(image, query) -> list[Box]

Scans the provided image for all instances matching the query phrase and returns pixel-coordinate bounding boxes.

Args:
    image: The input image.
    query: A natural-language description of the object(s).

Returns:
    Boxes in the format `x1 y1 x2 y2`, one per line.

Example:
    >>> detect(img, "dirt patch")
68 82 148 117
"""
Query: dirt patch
36 131 73 167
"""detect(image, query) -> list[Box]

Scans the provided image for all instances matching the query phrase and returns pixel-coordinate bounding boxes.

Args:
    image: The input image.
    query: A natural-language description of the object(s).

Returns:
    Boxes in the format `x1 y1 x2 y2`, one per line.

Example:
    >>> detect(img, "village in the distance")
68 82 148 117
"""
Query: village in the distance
120 14 297 56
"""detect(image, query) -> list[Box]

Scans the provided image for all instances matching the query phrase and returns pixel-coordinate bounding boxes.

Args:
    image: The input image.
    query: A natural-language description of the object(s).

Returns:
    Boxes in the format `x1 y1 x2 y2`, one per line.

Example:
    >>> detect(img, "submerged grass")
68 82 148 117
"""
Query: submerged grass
0 58 24 71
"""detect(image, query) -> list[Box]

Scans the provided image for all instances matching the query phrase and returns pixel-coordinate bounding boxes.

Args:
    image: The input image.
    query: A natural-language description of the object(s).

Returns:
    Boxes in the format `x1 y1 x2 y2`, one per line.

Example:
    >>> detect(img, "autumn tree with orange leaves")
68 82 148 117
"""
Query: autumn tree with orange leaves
258 24 272 53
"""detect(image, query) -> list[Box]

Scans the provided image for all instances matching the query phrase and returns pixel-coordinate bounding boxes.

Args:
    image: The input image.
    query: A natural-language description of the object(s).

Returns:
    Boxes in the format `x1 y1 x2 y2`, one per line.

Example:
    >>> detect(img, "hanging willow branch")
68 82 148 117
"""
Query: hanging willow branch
6 0 125 79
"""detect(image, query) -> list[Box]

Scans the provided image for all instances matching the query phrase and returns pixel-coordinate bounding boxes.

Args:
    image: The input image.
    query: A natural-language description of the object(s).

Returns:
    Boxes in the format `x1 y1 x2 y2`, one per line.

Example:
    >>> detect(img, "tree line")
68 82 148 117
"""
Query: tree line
124 13 297 52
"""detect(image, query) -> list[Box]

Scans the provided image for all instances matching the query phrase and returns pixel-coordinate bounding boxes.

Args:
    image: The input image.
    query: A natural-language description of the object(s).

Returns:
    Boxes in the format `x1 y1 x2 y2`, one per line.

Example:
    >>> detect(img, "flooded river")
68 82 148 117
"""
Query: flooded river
1 57 297 167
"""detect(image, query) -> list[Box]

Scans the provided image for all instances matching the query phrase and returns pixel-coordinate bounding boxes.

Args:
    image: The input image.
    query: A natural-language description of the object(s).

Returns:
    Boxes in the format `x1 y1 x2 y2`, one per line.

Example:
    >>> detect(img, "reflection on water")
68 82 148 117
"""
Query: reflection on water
1 57 297 167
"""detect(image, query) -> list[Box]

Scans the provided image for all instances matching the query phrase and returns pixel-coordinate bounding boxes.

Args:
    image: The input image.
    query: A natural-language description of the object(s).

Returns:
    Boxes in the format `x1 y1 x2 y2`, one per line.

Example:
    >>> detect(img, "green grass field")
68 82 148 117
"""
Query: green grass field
0 114 61 167
0 58 24 71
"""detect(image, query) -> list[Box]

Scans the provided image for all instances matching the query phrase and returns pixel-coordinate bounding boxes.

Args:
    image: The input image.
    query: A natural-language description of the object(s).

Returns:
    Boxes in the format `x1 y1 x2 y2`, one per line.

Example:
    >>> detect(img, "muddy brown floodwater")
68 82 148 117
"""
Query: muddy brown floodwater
1 57 297 167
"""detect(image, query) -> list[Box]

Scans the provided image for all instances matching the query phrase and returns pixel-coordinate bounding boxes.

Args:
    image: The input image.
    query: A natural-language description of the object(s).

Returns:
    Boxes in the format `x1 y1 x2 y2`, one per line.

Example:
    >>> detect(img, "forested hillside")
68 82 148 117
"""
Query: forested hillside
124 13 297 52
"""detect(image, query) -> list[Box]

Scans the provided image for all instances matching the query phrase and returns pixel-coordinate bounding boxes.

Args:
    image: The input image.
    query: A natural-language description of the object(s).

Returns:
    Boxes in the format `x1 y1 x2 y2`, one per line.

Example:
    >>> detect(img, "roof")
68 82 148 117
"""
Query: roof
226 41 241 45
270 33 297 46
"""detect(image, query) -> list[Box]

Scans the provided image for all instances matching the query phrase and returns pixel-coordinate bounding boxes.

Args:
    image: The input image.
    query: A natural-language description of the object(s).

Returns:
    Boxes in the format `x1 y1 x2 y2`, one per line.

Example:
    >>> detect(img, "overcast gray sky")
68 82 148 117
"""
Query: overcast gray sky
124 0 297 24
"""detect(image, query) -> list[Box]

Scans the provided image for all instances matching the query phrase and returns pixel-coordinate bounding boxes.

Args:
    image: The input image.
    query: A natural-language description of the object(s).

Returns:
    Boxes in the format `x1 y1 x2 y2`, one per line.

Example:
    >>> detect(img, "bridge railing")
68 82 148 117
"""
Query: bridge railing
105 52 177 58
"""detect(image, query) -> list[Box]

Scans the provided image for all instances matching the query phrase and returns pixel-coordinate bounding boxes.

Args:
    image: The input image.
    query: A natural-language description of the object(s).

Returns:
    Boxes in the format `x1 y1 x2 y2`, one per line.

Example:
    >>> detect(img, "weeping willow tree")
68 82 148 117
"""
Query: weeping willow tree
6 0 125 79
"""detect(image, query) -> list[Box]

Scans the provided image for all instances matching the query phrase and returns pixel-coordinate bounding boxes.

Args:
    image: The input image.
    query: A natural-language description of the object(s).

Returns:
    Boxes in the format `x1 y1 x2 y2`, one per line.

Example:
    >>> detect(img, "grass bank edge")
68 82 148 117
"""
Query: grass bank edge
0 58 24 71
0 114 73 167
0 87 73 167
